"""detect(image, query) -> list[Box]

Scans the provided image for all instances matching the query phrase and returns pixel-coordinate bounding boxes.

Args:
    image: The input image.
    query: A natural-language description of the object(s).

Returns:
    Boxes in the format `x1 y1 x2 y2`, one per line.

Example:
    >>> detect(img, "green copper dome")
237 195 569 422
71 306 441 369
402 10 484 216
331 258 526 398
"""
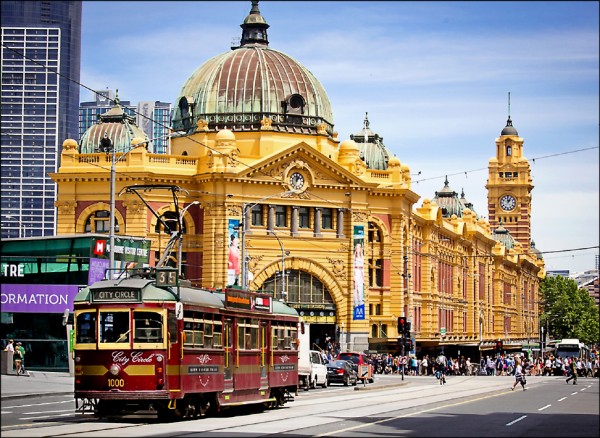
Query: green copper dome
79 94 148 154
171 1 334 136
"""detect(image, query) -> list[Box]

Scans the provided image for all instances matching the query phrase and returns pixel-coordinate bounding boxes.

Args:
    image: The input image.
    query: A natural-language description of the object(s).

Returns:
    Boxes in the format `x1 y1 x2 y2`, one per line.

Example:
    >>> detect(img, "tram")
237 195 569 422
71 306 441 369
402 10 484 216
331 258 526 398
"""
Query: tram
73 270 299 420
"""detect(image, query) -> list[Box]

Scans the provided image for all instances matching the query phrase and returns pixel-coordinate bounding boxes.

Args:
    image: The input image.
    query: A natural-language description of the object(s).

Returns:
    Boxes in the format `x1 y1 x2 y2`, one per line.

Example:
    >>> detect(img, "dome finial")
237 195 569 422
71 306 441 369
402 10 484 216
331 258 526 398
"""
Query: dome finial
114 88 121 106
240 0 269 47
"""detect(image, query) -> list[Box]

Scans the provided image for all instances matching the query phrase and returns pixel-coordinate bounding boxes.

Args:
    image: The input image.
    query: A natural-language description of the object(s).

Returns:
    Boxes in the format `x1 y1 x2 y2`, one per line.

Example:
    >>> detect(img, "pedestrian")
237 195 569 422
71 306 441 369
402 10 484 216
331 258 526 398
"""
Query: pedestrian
436 351 447 385
566 357 578 385
421 355 429 376
4 339 14 352
511 359 527 391
13 341 25 375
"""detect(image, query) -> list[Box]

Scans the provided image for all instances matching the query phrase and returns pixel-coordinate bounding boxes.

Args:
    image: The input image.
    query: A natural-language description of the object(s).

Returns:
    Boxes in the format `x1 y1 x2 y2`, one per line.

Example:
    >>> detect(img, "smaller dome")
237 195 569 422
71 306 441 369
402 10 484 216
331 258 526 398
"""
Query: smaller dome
339 139 359 152
349 113 391 170
388 156 400 166
432 176 464 218
501 116 518 136
492 220 515 249
79 94 148 154
530 240 543 260
216 129 235 141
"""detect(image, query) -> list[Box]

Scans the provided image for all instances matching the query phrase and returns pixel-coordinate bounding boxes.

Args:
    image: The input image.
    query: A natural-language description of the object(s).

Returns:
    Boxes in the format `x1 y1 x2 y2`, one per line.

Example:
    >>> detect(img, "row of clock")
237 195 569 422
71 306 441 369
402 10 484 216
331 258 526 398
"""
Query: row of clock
289 170 518 212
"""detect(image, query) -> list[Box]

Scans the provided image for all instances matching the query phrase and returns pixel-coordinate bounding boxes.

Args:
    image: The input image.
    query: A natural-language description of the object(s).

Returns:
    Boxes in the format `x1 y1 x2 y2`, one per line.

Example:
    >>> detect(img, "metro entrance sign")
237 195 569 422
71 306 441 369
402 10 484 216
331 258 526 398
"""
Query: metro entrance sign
440 327 446 337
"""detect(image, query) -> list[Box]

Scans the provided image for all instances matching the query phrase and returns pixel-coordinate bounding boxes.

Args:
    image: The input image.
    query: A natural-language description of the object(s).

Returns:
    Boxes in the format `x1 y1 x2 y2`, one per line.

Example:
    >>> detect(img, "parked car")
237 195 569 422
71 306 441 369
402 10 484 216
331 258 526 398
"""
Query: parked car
327 359 358 386
337 352 375 383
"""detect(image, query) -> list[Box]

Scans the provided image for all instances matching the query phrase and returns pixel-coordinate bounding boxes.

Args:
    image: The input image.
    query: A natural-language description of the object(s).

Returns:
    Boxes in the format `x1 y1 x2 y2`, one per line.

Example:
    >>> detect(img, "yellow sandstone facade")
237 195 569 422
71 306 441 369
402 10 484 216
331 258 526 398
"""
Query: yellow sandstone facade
50 2 544 358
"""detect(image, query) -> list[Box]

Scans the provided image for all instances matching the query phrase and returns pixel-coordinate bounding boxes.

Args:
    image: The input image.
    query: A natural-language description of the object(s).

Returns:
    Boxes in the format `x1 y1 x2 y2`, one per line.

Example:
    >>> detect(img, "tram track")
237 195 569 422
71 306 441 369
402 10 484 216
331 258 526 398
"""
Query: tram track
1 376 524 437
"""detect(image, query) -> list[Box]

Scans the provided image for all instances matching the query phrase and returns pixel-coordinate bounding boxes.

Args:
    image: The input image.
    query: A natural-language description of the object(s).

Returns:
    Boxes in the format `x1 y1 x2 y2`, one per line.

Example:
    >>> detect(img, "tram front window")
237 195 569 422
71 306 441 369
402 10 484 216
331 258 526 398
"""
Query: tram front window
100 311 130 343
76 312 97 344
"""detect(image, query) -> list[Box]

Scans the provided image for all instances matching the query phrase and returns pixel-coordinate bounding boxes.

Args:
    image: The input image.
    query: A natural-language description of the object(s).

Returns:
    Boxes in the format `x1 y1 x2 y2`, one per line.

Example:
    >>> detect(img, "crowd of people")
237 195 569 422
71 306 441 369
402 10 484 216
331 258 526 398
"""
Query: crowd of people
350 350 600 381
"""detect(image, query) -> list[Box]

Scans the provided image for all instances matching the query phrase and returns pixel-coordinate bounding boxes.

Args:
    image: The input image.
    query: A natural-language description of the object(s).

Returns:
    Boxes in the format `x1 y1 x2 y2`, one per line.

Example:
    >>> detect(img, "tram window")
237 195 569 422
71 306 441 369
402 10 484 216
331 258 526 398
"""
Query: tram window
213 322 223 347
272 326 286 350
238 320 259 350
100 311 130 343
204 322 213 348
133 311 163 342
76 311 96 344
183 320 194 347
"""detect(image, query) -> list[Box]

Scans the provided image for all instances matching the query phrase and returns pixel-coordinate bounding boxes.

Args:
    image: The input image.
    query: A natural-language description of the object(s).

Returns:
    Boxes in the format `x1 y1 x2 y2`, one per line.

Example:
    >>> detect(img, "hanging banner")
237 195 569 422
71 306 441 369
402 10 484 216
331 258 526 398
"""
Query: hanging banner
353 225 365 320
227 219 241 287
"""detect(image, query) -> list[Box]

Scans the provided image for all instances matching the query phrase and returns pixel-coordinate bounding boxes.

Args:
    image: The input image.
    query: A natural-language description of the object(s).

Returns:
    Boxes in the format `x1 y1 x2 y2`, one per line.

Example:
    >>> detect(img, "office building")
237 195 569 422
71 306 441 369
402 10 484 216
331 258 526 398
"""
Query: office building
1 0 82 238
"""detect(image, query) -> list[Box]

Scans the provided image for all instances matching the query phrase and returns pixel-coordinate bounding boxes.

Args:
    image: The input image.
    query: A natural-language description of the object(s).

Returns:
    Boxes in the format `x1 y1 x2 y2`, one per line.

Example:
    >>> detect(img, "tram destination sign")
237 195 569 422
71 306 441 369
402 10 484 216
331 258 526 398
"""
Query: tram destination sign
91 289 142 303
225 289 272 313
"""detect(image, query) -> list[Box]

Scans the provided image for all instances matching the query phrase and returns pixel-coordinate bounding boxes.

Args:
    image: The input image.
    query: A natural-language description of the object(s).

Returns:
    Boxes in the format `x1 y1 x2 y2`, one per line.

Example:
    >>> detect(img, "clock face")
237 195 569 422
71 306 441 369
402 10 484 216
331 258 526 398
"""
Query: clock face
289 172 305 191
500 195 516 211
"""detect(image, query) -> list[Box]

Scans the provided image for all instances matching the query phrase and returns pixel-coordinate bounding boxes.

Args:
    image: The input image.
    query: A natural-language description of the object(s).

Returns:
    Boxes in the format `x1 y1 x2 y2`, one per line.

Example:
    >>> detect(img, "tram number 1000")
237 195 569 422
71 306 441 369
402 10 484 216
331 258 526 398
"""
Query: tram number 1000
107 378 125 388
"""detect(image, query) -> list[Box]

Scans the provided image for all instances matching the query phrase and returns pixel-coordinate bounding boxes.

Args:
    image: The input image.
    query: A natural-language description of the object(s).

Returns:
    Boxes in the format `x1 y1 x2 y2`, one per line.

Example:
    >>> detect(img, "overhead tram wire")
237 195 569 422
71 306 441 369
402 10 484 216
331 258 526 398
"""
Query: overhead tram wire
3 43 597 267
4 41 598 212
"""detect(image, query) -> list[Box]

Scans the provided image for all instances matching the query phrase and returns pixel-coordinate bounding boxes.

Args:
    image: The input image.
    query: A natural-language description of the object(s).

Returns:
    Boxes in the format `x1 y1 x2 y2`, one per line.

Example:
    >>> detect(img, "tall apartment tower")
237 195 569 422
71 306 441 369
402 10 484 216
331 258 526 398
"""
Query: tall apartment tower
80 90 172 154
1 1 82 238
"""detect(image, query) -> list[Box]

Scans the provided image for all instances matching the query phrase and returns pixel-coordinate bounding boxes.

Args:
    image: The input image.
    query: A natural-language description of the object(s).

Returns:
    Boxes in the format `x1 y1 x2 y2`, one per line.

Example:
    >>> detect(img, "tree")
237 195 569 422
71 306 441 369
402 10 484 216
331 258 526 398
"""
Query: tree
539 275 599 347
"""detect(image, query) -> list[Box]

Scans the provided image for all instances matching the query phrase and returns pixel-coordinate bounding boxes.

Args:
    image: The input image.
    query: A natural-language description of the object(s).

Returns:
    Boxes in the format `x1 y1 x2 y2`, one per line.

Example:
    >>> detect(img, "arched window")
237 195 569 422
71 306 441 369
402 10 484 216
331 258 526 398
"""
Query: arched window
367 222 384 287
84 210 115 233
154 211 186 234
261 269 334 306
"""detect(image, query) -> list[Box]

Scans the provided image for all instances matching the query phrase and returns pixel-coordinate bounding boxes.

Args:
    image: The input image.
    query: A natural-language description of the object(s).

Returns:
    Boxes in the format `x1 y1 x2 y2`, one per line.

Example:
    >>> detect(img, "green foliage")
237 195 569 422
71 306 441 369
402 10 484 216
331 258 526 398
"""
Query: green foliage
540 275 599 346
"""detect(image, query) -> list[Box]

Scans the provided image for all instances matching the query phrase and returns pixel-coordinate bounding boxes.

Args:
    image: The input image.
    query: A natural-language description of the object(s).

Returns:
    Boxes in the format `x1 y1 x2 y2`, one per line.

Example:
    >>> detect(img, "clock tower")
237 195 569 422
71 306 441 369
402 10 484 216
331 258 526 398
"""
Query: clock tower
486 114 534 247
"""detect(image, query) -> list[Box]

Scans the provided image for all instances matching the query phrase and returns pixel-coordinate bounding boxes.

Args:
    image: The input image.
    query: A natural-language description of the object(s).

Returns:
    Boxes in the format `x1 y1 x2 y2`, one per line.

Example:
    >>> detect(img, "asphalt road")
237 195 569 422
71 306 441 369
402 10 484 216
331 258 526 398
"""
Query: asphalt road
1 375 597 437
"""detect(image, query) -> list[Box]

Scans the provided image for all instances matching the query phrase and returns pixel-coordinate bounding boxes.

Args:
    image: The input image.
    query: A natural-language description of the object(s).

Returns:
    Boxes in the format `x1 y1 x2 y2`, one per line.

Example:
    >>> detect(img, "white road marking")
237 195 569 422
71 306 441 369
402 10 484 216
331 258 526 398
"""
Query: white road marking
570 392 578 395
558 397 567 402
506 415 527 426
4 400 73 409
19 413 74 420
538 404 551 411
24 409 75 415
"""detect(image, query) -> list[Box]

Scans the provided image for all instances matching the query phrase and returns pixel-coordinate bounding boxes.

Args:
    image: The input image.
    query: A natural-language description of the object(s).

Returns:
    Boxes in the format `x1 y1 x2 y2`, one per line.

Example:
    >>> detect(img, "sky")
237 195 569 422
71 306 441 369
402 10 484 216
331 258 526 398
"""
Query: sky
80 1 599 274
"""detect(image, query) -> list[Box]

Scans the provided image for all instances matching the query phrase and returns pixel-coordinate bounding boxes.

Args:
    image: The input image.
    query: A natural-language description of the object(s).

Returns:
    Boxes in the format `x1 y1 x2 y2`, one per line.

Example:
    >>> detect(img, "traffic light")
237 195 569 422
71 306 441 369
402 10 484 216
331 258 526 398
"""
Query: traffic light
495 340 503 351
404 339 413 351
398 316 407 337
404 321 412 338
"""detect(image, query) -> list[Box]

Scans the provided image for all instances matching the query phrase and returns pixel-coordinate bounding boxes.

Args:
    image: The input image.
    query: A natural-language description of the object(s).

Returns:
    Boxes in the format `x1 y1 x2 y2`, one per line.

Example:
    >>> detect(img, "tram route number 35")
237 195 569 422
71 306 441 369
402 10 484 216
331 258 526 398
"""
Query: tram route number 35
108 378 125 388
156 268 178 287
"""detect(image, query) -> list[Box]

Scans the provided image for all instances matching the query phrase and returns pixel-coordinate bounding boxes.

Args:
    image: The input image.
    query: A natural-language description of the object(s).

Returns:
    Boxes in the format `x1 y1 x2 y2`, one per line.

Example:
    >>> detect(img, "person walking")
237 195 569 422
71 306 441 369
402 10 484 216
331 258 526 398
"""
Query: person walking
566 357 578 385
436 351 447 385
14 341 26 375
511 359 527 391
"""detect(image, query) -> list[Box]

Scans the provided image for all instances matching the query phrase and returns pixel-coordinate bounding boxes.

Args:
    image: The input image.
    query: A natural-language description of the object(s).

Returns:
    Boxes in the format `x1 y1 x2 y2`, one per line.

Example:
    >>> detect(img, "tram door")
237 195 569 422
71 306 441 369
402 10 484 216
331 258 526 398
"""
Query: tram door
223 318 234 392
260 321 268 389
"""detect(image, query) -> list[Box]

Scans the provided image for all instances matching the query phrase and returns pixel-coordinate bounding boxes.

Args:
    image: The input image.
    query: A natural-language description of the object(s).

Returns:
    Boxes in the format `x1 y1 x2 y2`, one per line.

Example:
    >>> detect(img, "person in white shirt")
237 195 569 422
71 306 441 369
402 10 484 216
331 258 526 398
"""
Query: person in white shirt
4 339 15 352
511 359 527 391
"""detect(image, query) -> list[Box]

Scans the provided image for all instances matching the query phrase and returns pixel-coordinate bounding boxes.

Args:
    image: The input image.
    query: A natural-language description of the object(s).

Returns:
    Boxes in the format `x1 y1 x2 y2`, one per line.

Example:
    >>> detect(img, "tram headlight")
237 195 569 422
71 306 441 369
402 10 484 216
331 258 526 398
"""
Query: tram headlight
156 355 163 362
109 364 121 376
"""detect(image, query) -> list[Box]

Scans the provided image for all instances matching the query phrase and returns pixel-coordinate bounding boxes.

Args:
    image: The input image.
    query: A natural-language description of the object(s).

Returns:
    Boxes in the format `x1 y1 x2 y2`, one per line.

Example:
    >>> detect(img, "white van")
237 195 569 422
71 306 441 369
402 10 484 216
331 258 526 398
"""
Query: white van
297 321 328 389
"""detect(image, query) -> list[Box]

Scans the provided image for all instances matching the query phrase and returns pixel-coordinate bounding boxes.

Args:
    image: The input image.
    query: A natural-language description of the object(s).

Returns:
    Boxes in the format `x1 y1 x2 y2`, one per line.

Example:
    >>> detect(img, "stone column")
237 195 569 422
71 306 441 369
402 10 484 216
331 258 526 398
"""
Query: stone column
314 207 322 237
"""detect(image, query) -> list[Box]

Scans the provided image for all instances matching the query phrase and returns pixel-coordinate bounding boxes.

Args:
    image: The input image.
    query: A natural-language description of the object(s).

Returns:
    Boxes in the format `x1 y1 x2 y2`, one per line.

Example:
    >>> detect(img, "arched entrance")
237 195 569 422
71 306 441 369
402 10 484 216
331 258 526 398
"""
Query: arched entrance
258 268 338 353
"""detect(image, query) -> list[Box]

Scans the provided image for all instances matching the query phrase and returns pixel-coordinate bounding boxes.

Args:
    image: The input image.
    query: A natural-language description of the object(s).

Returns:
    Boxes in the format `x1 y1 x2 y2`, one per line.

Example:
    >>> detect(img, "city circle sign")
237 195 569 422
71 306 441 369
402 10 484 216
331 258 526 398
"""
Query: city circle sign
440 328 446 336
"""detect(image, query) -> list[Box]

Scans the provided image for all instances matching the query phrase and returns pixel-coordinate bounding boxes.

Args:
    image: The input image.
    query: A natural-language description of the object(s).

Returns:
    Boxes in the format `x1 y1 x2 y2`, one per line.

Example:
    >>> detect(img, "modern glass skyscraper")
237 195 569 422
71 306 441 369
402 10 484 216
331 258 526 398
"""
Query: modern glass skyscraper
1 1 82 238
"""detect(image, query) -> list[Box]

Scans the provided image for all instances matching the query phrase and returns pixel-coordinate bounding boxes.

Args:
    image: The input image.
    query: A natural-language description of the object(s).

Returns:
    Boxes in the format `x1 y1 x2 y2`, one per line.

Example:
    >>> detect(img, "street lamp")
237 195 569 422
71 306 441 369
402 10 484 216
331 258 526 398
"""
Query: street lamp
240 191 295 290
177 201 200 279
269 230 290 302
101 133 172 276
2 214 25 238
